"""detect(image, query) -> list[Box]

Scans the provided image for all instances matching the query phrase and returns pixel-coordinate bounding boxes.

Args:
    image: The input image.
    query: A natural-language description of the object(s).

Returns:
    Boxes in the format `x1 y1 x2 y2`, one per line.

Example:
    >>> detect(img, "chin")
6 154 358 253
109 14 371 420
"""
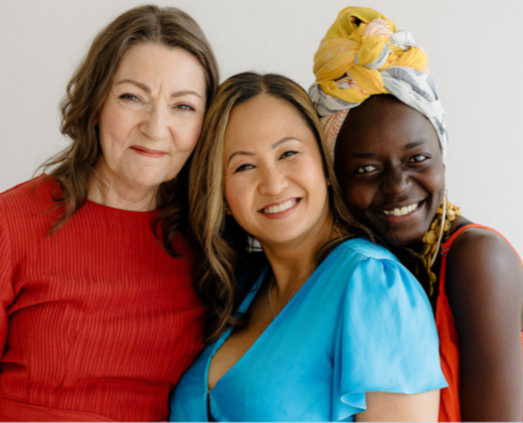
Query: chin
127 170 171 189
381 229 427 247
256 228 306 246
362 210 433 248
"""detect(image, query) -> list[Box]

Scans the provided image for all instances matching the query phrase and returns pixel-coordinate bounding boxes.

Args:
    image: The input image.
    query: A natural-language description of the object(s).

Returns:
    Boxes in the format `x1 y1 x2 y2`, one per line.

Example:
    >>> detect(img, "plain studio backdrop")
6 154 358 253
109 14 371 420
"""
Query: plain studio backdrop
1 0 522 254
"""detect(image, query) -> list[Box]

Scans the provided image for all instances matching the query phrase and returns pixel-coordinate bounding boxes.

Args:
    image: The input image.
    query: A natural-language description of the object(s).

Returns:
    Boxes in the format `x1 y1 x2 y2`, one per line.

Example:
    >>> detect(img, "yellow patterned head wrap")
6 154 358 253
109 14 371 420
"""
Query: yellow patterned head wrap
309 7 448 159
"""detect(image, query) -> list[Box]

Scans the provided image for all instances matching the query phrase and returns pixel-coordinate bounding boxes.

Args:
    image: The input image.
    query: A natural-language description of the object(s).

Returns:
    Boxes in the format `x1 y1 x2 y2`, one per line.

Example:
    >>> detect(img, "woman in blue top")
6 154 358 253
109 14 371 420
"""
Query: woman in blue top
170 72 447 421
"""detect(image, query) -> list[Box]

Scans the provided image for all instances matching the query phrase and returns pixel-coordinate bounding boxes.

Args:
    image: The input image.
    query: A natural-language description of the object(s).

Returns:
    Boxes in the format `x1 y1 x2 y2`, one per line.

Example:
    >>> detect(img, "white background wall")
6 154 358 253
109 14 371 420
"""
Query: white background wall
1 0 522 254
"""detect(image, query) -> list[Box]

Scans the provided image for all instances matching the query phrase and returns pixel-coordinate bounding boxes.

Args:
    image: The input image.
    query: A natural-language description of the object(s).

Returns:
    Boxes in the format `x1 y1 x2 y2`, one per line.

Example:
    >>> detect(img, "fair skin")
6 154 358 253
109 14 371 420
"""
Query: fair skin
209 94 439 421
88 42 207 211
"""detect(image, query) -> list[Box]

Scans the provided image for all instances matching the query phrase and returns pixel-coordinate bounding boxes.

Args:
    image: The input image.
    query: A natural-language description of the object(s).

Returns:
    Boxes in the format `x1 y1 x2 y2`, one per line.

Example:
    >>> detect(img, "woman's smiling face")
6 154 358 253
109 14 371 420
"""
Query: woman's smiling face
335 95 445 247
223 95 330 247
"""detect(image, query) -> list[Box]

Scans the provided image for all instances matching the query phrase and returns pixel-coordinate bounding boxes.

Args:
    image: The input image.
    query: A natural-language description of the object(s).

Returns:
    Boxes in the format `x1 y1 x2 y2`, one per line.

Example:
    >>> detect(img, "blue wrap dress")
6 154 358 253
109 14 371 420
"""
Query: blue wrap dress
170 238 447 422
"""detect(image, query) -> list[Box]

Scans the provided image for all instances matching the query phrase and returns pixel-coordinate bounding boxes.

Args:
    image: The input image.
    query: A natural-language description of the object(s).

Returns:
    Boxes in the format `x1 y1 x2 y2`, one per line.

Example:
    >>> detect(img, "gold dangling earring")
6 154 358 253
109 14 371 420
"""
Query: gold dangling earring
430 191 447 267
419 188 462 296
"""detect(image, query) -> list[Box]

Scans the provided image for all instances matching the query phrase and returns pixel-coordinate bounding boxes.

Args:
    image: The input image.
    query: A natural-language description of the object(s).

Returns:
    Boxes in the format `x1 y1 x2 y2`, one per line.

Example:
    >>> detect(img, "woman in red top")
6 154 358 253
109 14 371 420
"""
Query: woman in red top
309 6 523 421
0 5 218 421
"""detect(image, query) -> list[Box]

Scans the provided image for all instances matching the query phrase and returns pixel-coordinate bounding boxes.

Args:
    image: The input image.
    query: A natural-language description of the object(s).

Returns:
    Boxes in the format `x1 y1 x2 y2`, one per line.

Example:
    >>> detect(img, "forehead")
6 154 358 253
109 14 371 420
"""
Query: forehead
114 43 206 91
336 95 439 154
224 95 313 148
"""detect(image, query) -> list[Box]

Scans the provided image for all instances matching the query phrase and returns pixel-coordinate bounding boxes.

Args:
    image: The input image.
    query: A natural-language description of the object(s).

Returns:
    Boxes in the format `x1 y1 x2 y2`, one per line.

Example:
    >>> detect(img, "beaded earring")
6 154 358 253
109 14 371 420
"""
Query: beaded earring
419 192 462 296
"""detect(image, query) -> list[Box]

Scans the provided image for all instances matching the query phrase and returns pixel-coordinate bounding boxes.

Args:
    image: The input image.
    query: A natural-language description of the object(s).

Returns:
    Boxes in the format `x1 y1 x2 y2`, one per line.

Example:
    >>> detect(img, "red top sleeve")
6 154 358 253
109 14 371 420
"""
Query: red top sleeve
0 205 15 352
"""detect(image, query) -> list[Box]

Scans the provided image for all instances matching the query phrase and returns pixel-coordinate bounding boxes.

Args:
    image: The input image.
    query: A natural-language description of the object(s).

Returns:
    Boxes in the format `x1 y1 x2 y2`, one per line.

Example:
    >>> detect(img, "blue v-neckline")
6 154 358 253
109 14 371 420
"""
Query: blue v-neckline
203 267 268 394
204 262 321 395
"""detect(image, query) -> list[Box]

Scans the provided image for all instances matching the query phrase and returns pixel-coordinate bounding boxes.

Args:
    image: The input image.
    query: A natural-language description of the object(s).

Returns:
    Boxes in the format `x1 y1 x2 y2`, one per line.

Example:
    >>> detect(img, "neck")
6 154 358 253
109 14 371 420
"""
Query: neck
260 209 336 296
87 159 159 211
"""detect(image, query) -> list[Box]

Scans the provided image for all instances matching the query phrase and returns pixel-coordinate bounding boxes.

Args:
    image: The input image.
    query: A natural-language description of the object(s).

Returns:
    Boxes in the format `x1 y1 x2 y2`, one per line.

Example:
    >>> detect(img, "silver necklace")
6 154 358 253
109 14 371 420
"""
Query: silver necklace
267 218 338 319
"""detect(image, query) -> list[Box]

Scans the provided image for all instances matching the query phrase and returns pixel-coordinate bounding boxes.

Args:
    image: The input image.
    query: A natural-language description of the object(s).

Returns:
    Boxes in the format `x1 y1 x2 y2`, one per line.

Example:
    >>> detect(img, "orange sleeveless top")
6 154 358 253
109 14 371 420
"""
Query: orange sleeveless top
436 223 523 422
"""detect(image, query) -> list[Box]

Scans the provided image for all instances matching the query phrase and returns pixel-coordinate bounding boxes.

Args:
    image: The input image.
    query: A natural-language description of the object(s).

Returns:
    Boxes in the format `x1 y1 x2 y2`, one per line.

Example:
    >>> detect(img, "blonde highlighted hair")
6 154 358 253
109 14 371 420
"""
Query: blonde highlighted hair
189 72 370 342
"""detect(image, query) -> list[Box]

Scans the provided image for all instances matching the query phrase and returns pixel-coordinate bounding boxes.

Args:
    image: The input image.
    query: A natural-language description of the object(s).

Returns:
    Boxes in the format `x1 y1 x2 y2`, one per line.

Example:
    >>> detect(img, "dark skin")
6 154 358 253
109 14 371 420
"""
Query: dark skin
335 95 523 421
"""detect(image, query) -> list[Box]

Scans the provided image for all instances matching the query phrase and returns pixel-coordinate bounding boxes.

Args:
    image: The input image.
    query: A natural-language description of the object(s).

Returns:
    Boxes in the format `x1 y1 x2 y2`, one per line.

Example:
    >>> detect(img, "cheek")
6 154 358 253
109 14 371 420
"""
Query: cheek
423 165 446 202
345 185 374 220
224 177 254 222
162 118 204 180
435 168 446 192
291 155 327 199
169 116 204 153
98 105 137 156
339 173 374 218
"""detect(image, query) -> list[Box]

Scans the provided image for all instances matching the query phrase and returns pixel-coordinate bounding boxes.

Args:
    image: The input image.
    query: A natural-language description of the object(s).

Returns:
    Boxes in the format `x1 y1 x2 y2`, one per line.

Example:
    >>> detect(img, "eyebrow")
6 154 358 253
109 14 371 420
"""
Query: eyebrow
405 140 426 149
351 140 427 158
114 79 203 99
272 136 300 149
351 152 376 158
226 137 301 165
227 150 256 165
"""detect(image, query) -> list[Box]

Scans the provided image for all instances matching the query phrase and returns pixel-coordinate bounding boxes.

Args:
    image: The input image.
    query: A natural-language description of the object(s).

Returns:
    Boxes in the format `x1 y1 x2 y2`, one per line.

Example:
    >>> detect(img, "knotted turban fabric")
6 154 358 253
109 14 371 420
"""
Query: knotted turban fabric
309 7 448 160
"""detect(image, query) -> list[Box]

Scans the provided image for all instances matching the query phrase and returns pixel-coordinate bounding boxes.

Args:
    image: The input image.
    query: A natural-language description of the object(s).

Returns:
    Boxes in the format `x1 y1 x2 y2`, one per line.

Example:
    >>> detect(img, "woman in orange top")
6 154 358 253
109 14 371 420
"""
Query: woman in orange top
309 6 523 421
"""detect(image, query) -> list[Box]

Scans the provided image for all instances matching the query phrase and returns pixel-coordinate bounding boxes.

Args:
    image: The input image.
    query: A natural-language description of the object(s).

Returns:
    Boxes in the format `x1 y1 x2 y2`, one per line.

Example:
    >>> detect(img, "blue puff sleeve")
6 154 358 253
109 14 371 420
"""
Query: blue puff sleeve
332 254 448 421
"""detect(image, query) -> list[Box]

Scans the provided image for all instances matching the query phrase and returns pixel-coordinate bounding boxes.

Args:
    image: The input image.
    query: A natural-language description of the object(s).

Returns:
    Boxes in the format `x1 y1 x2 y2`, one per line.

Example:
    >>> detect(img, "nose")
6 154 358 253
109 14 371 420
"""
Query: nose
258 167 288 197
140 105 170 141
381 167 410 196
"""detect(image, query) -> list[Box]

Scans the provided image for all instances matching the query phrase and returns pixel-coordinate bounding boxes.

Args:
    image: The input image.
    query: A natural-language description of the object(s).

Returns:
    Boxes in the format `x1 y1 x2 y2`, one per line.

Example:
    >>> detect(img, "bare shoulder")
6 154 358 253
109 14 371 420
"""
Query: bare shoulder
444 226 523 421
448 226 522 284
446 224 523 325
451 225 519 255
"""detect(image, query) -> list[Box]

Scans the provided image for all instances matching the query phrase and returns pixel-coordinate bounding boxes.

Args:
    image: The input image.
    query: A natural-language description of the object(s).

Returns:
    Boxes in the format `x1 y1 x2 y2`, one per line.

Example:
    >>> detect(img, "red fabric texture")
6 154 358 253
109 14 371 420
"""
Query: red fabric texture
0 177 206 421
436 224 523 422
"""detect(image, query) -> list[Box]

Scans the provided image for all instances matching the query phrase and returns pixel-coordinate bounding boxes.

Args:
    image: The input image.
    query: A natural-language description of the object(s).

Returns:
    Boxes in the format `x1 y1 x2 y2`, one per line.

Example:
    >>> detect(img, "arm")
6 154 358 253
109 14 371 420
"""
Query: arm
334 250 447 422
446 228 523 421
357 390 440 422
0 208 15 353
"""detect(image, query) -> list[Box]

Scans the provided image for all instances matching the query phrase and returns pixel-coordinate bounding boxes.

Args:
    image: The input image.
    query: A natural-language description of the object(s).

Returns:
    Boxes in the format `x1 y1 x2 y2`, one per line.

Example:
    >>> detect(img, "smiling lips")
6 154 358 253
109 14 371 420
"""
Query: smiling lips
130 145 167 158
380 201 422 218
259 198 301 219
262 199 298 214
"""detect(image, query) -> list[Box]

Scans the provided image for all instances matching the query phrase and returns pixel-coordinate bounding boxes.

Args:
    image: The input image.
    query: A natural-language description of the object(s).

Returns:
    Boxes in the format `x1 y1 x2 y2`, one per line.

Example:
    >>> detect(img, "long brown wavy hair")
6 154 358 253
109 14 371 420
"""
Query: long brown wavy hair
38 4 219 257
189 72 371 343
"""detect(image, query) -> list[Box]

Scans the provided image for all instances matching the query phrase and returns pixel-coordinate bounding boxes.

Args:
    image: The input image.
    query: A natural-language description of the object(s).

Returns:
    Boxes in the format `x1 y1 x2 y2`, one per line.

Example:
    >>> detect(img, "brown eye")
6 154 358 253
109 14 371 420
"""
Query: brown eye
280 151 298 159
356 164 378 174
409 154 428 163
234 164 255 173
120 94 140 102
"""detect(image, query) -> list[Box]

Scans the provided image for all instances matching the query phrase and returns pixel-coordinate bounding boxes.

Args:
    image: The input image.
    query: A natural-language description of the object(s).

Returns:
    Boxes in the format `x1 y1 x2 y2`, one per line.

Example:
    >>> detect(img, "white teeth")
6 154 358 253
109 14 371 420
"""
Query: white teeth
263 199 298 214
382 203 419 217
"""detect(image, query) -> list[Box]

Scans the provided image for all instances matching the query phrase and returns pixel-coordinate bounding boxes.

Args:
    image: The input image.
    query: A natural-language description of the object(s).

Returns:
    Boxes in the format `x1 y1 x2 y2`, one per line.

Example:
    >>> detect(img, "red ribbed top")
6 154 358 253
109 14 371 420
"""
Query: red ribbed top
0 177 206 422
